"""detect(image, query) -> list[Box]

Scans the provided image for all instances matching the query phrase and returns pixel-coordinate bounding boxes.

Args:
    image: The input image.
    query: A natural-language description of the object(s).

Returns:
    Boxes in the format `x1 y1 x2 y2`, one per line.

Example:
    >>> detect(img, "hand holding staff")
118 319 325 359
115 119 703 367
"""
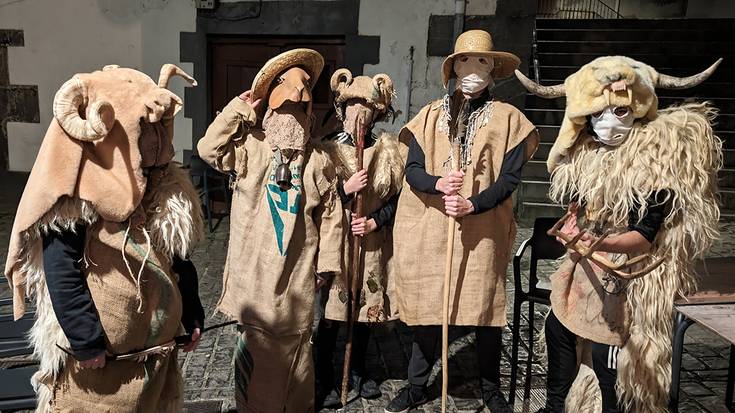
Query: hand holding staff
341 115 369 406
441 97 469 412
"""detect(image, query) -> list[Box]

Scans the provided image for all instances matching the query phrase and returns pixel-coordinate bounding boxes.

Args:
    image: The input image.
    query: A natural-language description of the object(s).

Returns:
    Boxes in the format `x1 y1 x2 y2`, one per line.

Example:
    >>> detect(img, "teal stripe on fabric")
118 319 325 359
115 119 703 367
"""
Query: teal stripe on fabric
234 335 254 403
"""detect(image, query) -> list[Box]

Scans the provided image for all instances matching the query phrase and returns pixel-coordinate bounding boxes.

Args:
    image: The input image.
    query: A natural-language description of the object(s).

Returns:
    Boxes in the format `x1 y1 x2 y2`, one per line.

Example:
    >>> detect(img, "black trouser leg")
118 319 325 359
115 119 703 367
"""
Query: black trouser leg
591 342 623 413
315 318 340 390
544 311 579 413
476 326 503 387
351 322 371 378
407 326 441 388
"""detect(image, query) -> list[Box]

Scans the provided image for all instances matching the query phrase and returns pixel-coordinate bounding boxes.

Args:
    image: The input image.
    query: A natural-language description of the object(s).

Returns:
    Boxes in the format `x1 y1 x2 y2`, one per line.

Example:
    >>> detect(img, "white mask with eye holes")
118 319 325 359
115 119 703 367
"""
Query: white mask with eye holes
453 55 494 94
590 106 635 147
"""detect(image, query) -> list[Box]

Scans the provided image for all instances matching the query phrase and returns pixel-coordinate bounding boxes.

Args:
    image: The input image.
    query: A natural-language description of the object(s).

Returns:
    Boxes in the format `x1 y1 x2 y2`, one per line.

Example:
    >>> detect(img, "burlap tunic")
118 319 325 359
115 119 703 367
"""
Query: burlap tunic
197 97 342 412
52 219 184 412
323 136 403 323
393 97 538 327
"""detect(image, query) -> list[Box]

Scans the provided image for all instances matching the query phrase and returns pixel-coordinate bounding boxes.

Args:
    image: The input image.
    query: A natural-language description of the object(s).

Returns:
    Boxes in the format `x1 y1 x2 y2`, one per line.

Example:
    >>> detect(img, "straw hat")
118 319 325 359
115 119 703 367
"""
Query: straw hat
251 48 325 101
442 29 520 87
330 69 395 115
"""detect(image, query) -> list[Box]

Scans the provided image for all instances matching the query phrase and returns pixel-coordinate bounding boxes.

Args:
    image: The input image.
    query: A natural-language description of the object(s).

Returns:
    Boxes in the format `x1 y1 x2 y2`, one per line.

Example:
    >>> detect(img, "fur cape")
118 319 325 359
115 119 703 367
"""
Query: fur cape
13 163 203 412
549 102 722 412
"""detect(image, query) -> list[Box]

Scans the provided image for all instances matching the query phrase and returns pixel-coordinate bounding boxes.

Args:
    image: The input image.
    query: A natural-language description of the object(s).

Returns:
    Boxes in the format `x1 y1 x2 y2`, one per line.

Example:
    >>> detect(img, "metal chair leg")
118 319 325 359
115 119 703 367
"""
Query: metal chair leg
727 344 734 412
524 301 535 400
509 295 524 407
669 311 695 413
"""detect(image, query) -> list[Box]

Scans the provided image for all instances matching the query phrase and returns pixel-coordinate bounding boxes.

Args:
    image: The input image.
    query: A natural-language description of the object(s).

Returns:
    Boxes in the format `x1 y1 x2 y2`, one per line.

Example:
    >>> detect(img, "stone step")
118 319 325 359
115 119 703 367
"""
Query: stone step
519 180 552 203
536 40 735 56
516 201 565 226
721 168 735 188
535 18 735 31
522 160 550 180
721 188 735 211
536 28 734 42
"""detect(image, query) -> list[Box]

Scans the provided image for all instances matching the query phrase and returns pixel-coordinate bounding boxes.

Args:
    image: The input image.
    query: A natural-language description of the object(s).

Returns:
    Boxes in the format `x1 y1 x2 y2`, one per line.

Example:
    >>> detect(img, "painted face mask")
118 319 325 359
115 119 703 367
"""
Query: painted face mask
453 55 494 94
590 106 635 147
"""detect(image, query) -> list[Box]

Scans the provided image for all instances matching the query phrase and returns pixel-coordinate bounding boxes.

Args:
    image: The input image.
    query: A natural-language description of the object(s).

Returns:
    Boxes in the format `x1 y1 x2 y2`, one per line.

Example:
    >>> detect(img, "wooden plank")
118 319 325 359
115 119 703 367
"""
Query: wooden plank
678 304 735 345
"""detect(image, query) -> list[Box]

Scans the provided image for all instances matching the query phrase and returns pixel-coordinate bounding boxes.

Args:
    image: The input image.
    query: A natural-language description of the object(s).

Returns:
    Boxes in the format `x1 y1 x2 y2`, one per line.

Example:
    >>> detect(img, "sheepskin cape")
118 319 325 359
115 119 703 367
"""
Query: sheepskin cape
7 163 203 413
393 94 538 327
197 96 343 410
549 103 721 413
321 133 404 323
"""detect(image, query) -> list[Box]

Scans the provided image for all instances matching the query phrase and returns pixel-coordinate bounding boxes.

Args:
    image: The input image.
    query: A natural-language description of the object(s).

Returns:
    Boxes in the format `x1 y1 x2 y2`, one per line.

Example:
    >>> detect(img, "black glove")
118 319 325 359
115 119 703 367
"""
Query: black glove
172 257 205 334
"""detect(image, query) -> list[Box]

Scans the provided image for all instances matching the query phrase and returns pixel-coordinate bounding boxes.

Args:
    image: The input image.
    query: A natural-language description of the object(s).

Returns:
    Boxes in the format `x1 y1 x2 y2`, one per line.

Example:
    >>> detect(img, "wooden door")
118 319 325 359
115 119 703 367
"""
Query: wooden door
210 37 345 135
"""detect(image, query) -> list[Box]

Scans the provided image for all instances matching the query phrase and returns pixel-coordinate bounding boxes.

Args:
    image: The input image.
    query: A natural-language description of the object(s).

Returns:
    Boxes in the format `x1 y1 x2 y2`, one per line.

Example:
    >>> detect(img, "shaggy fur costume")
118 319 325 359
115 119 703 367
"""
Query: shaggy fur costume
549 102 721 412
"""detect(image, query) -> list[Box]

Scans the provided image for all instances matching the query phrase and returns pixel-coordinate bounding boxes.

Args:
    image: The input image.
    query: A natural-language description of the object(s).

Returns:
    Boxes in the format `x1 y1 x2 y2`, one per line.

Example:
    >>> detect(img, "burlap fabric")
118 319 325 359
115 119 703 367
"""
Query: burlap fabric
393 94 538 327
322 135 403 323
197 97 342 410
550 251 631 347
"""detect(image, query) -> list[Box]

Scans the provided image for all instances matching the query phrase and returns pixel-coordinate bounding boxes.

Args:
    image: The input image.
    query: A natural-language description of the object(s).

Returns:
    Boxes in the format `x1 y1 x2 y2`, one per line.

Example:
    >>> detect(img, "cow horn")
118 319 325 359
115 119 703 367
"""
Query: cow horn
158 64 197 89
53 77 115 142
330 68 353 92
656 58 722 89
514 69 566 98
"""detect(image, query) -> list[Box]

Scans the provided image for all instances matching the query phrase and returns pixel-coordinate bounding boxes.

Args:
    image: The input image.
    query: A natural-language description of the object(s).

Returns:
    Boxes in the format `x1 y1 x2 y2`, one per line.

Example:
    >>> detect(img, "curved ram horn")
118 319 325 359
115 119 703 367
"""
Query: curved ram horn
656 58 722 89
158 64 197 89
372 73 394 94
514 69 566 98
53 77 115 142
330 68 353 92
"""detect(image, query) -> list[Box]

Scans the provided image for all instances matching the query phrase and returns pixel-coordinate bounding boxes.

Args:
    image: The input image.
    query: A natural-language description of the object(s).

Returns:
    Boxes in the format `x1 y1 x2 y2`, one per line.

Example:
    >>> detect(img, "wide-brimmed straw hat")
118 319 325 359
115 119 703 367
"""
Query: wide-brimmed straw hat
251 48 325 101
442 29 520 87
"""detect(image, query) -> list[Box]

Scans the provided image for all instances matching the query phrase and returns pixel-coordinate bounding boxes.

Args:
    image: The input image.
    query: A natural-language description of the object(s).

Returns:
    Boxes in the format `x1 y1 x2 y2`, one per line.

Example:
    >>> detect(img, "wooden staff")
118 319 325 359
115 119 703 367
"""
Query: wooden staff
341 117 368 406
442 97 468 413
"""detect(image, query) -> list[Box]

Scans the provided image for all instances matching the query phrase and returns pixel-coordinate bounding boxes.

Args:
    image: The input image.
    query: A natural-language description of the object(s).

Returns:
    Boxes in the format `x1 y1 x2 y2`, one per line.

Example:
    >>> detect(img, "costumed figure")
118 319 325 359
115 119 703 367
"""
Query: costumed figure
386 29 539 413
196 49 343 412
515 56 722 412
4 64 205 412
315 69 403 408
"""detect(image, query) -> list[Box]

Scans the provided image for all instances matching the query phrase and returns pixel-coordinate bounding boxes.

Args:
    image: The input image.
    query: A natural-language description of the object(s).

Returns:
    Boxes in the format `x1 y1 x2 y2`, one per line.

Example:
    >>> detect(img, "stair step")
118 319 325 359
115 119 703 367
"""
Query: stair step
517 201 566 226
724 149 735 167
536 40 735 55
721 188 735 210
522 160 550 180
535 18 735 31
721 168 735 188
536 28 733 42
530 66 734 84
535 53 734 70
519 180 552 203
533 142 553 160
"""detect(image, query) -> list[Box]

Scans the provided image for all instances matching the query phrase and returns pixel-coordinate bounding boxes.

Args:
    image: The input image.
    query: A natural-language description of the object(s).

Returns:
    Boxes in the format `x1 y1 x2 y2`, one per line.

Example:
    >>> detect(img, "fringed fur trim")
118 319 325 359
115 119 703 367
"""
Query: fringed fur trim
146 163 205 260
549 102 722 412
323 132 404 199
15 197 98 412
565 364 602 413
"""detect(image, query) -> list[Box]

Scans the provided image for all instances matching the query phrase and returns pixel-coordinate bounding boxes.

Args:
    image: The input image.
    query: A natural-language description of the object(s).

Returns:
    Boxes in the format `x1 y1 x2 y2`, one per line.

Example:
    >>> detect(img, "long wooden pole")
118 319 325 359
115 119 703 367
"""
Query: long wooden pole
441 140 461 413
442 96 468 413
341 119 367 406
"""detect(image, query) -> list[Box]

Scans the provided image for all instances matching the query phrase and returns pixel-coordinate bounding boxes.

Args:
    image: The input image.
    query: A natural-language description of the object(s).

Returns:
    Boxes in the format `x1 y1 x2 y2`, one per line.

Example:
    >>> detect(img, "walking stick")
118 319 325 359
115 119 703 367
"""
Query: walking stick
442 97 469 413
341 117 368 406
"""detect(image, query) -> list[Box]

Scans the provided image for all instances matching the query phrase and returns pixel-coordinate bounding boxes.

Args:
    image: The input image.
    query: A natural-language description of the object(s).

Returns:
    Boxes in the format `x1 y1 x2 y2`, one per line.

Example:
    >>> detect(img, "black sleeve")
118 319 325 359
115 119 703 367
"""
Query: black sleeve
42 225 106 361
173 256 205 334
369 190 401 229
628 190 671 243
336 179 353 206
467 140 526 214
405 136 442 194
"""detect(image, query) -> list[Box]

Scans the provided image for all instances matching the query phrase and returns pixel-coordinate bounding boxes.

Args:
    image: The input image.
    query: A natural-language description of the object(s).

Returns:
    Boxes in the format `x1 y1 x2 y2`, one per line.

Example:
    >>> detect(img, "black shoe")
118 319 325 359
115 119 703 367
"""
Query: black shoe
358 377 381 399
320 388 341 409
384 385 428 413
481 382 511 413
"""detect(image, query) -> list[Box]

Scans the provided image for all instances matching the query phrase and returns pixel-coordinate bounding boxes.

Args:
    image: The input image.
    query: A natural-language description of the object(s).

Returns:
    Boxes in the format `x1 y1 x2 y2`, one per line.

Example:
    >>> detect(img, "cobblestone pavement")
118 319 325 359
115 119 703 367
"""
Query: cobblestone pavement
1 175 733 412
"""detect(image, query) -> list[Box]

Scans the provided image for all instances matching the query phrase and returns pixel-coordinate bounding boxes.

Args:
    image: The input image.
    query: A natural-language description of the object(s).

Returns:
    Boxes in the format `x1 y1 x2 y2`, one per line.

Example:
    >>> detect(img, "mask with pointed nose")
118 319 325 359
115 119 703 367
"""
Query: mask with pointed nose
268 67 313 113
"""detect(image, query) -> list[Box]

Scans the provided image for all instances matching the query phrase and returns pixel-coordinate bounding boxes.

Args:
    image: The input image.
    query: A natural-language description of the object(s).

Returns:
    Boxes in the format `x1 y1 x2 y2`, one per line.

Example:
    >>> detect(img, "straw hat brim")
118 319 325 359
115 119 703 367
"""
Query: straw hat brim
442 50 521 87
251 48 325 101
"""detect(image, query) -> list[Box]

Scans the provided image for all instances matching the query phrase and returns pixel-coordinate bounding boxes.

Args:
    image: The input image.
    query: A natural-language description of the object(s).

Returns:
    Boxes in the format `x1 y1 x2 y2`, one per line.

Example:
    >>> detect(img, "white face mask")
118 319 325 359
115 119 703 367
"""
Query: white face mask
589 106 635 146
453 55 494 94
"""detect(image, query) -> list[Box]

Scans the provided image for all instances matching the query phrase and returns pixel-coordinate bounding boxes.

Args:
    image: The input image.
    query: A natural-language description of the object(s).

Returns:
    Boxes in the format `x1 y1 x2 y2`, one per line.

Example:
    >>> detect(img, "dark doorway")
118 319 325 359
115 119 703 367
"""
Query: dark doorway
210 36 345 136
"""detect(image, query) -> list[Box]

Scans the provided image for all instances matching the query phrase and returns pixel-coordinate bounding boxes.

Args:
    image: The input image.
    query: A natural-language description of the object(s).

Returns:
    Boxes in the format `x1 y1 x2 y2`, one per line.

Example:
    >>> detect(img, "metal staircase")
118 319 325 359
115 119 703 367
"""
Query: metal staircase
516 18 735 223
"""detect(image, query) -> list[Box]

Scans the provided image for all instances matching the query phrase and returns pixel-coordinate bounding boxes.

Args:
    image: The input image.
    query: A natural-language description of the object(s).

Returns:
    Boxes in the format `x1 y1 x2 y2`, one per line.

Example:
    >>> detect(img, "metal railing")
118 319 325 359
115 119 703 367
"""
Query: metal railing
538 0 621 19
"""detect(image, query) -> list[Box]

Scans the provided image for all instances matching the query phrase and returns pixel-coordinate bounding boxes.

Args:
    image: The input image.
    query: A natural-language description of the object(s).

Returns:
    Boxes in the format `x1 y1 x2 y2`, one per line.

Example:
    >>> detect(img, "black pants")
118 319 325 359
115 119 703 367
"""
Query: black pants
545 311 622 413
407 325 502 389
315 319 371 389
